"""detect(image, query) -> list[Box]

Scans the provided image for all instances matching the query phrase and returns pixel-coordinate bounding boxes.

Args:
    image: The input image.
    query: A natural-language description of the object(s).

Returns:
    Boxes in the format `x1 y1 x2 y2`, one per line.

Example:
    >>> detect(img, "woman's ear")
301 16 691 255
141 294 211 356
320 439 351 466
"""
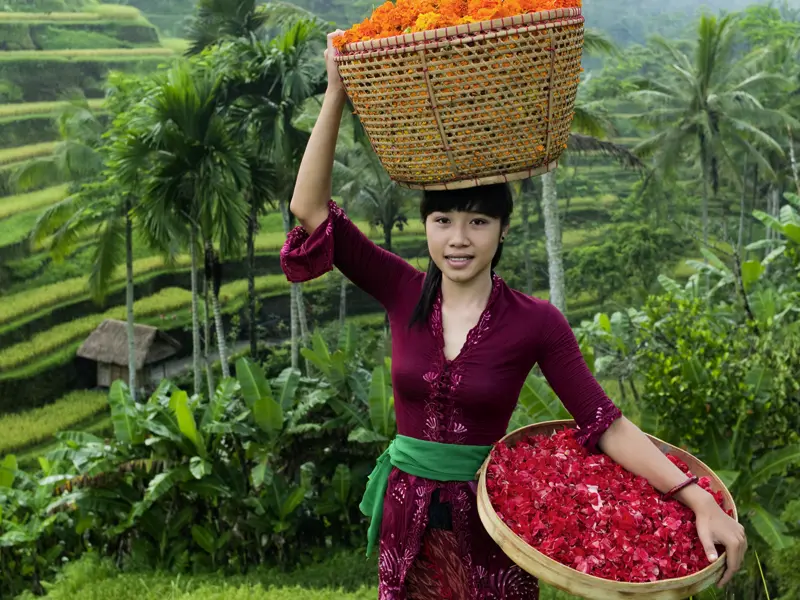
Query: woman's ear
500 224 510 242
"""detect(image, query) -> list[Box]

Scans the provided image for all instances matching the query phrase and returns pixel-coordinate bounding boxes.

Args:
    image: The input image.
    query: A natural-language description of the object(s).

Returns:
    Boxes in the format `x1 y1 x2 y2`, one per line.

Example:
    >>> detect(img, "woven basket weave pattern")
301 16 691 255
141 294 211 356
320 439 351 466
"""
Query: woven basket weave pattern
336 9 584 189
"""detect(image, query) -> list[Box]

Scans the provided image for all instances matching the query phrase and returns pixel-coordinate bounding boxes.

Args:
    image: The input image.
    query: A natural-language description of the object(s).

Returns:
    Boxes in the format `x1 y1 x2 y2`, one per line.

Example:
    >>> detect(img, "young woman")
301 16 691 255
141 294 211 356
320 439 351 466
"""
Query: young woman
279 31 747 600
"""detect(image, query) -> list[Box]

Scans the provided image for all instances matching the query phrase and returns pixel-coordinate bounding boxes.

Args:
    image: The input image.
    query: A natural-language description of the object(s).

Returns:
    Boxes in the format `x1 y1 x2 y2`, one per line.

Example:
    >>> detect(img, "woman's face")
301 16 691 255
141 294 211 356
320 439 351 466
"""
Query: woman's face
425 210 507 284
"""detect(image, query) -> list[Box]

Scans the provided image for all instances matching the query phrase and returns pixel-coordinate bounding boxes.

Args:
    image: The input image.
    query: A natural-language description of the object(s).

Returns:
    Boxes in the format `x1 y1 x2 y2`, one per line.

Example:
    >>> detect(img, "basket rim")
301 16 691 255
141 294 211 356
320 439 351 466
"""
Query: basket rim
395 161 558 190
336 7 582 55
476 419 737 591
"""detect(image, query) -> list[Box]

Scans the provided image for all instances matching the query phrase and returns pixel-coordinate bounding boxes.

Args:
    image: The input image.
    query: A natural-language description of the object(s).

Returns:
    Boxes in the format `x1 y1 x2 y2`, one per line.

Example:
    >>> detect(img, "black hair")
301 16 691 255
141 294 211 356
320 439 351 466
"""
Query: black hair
408 182 514 329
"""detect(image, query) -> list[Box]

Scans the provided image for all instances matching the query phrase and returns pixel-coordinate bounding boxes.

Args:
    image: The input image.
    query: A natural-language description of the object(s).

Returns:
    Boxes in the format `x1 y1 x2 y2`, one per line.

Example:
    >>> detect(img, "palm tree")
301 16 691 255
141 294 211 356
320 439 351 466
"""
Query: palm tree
129 61 252 389
214 20 327 370
630 13 784 249
538 28 624 314
22 97 148 400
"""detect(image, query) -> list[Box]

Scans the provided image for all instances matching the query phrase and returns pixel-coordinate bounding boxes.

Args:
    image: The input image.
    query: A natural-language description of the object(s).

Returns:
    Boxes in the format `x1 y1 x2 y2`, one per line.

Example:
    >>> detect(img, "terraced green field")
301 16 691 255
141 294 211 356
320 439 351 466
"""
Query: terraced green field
0 184 68 220
0 47 175 60
0 141 57 166
0 6 143 22
0 99 105 119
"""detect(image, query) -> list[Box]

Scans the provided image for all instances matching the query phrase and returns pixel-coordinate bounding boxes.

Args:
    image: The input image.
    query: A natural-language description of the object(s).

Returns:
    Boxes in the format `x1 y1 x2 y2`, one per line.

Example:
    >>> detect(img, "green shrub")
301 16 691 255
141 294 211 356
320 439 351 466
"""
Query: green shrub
0 389 106 454
0 22 36 49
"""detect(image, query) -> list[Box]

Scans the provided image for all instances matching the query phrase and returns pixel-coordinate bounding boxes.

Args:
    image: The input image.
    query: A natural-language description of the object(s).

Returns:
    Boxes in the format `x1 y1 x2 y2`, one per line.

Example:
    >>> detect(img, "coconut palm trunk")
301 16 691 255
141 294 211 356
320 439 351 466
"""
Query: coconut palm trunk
124 205 137 400
520 187 534 295
541 170 566 313
789 127 800 195
296 285 311 373
205 240 230 380
203 274 215 399
247 196 258 358
280 199 300 369
339 275 347 326
189 228 202 396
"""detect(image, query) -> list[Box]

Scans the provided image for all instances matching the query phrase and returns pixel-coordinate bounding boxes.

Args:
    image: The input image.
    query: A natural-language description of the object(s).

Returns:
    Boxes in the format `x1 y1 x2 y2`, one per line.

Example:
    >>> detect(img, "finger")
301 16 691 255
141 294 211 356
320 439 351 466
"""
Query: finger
717 535 745 588
696 521 719 564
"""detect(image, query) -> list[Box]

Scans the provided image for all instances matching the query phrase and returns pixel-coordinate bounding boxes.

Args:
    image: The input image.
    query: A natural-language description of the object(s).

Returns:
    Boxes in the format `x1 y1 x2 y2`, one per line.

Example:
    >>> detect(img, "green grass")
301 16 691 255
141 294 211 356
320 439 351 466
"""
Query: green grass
0 208 41 247
17 550 578 600
0 98 105 119
0 47 174 60
0 389 107 455
0 184 68 220
0 7 143 22
0 141 57 166
160 37 189 53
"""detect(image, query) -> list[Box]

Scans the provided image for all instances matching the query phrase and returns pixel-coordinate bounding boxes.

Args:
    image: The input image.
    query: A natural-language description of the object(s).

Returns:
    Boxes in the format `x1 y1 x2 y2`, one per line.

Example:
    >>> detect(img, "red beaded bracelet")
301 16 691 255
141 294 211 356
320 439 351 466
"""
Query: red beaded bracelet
664 475 699 500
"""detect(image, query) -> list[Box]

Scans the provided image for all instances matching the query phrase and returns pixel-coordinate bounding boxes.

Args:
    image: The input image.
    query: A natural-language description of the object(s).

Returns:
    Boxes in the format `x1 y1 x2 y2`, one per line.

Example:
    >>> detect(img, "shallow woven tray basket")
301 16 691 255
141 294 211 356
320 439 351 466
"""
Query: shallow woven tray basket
334 8 584 190
476 420 739 600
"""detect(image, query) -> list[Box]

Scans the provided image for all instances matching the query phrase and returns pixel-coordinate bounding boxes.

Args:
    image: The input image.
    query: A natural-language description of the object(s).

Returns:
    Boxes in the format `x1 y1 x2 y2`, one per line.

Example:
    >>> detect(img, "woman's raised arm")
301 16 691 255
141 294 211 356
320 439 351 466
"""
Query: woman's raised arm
289 32 348 235
281 31 422 311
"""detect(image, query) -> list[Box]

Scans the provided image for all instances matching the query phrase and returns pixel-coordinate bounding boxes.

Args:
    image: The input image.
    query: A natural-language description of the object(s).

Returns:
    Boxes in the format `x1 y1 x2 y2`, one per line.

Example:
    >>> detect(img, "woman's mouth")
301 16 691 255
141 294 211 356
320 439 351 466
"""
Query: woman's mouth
445 255 474 269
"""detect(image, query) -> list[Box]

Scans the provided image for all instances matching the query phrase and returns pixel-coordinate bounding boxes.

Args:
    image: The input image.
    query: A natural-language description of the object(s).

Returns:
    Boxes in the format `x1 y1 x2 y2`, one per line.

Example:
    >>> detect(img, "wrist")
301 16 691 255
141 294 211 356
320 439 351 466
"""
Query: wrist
675 483 716 513
326 84 346 101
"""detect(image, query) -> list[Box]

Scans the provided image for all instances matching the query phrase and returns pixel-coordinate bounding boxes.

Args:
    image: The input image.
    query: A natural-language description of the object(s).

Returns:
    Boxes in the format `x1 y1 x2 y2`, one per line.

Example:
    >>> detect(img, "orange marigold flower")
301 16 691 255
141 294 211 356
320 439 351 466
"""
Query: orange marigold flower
335 0 581 49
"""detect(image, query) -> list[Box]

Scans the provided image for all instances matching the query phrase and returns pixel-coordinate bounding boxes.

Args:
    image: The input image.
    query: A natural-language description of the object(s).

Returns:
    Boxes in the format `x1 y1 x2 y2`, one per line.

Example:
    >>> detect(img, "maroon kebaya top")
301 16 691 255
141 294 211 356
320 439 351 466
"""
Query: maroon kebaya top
281 201 623 599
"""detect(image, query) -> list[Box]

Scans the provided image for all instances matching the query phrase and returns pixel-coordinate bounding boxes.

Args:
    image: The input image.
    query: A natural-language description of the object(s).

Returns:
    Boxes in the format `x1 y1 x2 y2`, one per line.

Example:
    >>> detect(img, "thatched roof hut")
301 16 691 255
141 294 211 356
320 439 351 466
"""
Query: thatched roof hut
77 319 181 389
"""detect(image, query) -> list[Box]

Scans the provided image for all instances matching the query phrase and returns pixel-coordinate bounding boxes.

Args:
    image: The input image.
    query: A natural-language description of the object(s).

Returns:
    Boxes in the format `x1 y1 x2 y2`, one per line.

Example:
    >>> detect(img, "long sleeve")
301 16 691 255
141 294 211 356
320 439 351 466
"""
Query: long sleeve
280 200 421 312
535 302 622 453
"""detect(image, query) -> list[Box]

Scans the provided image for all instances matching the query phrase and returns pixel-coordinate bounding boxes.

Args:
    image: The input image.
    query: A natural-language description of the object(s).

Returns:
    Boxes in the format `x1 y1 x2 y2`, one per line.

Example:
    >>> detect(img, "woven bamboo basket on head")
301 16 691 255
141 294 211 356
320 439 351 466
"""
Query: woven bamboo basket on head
334 8 584 190
476 420 738 600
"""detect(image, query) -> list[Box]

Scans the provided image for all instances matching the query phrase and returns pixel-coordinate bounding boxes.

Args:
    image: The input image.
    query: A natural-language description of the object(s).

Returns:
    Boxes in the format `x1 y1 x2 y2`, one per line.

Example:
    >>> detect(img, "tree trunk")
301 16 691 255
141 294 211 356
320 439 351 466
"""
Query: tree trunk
296 284 311 373
124 206 136 401
541 170 566 313
384 221 392 254
521 187 533 295
247 196 258 358
189 228 202 396
203 273 215 400
206 240 230 380
280 199 300 370
788 126 800 195
339 274 348 326
737 157 748 257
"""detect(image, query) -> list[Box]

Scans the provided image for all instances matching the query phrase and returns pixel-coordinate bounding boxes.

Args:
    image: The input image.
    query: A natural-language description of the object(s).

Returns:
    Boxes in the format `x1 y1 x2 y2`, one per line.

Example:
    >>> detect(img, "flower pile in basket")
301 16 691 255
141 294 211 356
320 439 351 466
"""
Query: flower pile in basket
334 0 582 49
486 428 733 583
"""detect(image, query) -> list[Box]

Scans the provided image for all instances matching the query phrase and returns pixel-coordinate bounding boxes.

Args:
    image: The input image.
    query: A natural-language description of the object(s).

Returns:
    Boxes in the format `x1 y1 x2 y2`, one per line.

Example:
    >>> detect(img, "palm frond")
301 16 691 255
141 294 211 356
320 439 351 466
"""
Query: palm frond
89 215 127 304
567 134 645 171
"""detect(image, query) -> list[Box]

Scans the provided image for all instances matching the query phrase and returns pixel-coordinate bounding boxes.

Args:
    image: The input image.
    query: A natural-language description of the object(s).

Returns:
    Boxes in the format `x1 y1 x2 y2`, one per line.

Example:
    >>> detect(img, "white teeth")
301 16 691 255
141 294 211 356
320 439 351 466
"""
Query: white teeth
448 257 471 261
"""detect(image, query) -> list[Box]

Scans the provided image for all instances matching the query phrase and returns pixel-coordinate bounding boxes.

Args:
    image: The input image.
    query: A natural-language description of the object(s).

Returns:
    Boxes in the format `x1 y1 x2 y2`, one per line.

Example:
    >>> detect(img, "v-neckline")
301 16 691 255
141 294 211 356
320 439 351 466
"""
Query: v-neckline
432 273 502 366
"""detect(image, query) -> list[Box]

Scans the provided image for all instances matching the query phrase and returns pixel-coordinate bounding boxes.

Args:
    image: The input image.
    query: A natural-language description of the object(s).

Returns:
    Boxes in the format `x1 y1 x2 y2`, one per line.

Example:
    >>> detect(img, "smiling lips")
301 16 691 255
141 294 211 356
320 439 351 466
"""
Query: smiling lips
445 255 474 269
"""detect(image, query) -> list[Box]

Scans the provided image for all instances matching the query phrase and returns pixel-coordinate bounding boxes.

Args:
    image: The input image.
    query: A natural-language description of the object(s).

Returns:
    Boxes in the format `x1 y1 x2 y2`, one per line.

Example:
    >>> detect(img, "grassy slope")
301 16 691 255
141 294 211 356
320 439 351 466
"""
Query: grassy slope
0 184 68 220
0 99 105 119
0 47 174 60
0 141 57 166
0 6 143 22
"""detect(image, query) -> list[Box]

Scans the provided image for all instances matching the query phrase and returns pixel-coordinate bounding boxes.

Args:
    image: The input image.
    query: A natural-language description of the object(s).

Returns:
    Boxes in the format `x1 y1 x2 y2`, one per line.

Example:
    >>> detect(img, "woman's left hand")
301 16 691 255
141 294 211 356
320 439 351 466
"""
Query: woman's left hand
694 496 747 588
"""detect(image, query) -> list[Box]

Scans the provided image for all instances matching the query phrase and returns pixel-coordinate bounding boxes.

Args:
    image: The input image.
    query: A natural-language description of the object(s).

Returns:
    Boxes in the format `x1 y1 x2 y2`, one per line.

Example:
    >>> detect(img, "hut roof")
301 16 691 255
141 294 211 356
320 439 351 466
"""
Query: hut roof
77 319 181 370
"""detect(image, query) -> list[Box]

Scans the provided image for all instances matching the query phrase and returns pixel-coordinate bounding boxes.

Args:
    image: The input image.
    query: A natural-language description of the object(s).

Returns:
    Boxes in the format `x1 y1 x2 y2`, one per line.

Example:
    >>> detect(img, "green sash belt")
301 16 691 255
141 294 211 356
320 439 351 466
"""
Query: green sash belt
359 434 492 557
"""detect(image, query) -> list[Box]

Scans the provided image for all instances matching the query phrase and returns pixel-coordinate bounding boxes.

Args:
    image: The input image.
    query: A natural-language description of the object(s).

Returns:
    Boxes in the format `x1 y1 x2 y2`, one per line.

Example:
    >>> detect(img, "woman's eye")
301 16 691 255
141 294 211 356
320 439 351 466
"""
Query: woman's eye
435 217 450 224
472 219 488 225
